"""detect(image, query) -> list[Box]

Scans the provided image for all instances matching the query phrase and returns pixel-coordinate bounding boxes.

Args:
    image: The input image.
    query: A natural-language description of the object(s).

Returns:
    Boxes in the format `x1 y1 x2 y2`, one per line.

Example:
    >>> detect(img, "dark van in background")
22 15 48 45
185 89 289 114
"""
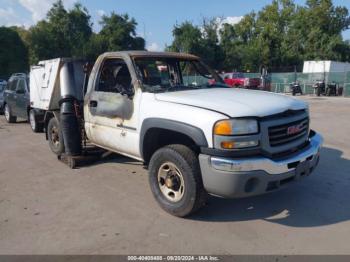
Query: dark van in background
3 73 30 124
0 79 7 113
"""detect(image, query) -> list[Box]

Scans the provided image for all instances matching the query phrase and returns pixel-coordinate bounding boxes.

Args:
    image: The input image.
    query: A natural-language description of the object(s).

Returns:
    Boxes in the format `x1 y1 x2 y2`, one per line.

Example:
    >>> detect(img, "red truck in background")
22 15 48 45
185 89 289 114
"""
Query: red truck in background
222 72 261 89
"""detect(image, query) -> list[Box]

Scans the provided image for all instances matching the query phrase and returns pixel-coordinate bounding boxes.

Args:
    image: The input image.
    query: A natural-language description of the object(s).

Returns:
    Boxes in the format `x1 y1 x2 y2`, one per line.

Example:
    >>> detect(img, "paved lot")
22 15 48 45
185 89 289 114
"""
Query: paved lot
0 96 350 255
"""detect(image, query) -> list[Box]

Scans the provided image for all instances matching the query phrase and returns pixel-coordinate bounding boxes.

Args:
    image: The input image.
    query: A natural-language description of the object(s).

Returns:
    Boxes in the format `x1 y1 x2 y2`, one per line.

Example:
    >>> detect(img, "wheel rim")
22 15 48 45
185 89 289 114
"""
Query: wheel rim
4 105 10 121
51 126 60 148
157 162 185 202
29 111 36 130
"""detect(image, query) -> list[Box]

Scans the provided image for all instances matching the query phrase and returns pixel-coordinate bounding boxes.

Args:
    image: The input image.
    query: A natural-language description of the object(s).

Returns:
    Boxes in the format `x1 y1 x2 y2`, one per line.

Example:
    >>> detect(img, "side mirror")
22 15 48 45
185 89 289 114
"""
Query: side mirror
122 84 135 98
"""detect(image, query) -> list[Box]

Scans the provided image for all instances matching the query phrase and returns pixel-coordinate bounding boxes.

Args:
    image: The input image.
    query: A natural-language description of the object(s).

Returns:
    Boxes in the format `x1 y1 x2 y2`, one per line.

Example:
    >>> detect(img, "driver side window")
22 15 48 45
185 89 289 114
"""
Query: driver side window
97 58 132 95
7 79 18 91
16 79 26 93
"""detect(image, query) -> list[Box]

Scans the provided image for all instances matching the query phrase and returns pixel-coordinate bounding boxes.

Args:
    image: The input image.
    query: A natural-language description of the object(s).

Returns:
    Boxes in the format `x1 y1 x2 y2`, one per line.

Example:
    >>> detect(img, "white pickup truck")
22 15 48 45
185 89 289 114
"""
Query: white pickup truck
30 51 323 217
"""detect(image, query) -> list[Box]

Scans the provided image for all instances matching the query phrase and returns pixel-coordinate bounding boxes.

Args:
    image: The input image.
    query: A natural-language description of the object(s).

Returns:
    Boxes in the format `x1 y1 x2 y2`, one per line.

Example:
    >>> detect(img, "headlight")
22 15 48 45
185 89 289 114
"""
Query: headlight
214 119 258 136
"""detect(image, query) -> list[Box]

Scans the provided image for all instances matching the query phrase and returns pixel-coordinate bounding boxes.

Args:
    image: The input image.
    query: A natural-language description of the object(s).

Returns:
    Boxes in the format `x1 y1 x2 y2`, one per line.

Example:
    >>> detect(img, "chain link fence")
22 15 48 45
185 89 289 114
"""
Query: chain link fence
184 71 350 96
244 71 350 96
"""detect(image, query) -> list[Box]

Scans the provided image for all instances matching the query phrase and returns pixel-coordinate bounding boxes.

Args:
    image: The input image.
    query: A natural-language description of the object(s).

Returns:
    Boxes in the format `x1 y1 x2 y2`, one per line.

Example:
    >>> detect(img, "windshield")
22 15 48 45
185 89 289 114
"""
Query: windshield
134 57 227 93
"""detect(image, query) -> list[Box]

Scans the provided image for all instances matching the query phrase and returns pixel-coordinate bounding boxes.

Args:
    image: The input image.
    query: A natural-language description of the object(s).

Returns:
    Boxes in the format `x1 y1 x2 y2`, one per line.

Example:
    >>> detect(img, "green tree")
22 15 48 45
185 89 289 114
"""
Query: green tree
167 20 224 69
84 12 145 60
0 27 29 78
28 0 92 64
220 13 260 71
99 12 145 51
1 1 146 72
299 0 350 61
83 33 108 61
167 21 203 55
201 18 225 69
66 3 93 57
219 0 350 72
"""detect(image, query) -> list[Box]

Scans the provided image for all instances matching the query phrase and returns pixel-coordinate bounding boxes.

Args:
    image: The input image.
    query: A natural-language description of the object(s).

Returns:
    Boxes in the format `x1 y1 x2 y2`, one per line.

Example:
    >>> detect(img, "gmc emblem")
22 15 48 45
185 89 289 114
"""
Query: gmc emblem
287 124 303 135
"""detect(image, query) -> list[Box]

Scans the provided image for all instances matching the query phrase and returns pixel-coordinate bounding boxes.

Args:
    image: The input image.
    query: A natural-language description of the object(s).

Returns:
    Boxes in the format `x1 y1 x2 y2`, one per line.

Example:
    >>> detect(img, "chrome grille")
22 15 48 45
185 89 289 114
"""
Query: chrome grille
268 117 309 147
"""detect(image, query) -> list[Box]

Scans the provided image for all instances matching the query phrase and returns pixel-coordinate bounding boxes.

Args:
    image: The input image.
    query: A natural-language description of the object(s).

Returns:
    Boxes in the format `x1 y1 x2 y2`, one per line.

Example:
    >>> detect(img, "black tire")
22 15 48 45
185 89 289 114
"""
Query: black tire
29 109 44 133
316 87 321 96
4 104 17 123
338 87 343 96
292 90 296 96
47 117 65 155
148 144 207 217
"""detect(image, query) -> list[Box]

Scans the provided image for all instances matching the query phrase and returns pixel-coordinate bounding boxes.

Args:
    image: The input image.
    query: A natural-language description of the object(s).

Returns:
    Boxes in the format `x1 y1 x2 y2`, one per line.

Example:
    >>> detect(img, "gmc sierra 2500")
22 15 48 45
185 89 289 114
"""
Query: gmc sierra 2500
29 51 323 217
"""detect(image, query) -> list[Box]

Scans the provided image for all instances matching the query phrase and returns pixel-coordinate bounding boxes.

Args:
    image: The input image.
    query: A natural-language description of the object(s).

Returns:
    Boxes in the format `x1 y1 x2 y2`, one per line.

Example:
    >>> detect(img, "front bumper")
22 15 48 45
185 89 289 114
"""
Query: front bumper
199 132 323 198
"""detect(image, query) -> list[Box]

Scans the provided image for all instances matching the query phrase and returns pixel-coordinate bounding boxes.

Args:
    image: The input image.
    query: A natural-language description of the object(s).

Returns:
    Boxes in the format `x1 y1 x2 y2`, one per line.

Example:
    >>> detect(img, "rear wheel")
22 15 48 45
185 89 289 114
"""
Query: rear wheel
148 144 207 217
316 87 321 96
47 117 65 155
4 104 17 123
29 109 44 133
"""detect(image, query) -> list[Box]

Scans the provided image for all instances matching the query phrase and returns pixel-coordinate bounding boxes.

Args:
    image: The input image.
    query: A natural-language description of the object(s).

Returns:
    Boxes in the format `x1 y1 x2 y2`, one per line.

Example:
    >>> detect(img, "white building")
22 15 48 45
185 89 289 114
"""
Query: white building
303 61 350 73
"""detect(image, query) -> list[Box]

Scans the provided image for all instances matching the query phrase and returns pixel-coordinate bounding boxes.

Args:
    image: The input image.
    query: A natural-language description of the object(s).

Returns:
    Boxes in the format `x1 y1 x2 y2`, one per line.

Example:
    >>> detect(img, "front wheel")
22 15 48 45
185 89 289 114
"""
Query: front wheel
4 104 17 123
29 109 44 133
148 144 207 217
47 117 65 155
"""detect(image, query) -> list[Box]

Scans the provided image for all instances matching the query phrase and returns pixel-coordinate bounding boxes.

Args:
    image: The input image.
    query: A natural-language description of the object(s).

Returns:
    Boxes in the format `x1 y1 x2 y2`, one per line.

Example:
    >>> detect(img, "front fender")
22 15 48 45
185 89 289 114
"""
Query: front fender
139 118 208 159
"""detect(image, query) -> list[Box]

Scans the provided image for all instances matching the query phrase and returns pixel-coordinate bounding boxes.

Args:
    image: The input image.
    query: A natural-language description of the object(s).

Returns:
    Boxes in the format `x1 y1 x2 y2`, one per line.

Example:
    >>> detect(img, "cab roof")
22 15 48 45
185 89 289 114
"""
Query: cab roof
102 51 199 60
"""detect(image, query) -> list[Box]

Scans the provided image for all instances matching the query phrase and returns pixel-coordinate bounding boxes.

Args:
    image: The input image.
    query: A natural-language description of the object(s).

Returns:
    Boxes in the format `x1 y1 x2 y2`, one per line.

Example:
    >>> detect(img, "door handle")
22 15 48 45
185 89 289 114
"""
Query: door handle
89 100 98 108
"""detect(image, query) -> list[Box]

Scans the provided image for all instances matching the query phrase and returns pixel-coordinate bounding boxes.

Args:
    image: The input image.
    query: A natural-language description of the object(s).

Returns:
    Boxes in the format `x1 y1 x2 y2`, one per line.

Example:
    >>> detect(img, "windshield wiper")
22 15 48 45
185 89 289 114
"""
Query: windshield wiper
146 84 218 93
163 85 200 92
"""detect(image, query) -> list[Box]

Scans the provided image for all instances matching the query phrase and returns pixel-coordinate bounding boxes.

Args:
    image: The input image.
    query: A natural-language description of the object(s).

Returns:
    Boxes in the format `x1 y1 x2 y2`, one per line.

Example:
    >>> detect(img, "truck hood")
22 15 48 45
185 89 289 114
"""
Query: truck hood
155 88 307 117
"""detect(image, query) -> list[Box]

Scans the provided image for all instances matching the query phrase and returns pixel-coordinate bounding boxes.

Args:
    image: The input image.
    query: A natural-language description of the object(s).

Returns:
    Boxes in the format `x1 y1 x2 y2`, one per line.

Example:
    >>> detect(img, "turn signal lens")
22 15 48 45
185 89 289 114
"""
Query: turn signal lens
214 121 232 135
220 140 258 149
221 141 235 149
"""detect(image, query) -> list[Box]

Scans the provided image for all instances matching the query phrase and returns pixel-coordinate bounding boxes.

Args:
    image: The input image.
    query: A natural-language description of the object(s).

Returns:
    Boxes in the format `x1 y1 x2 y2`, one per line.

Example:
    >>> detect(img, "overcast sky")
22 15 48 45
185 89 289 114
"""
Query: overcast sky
1 0 349 51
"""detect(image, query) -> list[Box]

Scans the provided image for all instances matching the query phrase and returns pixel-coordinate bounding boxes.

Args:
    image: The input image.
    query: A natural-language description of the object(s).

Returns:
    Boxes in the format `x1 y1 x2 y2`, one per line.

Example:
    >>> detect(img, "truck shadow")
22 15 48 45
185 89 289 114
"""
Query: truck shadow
14 120 28 124
0 118 28 125
191 146 350 227
0 118 29 131
98 154 142 166
75 147 142 168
